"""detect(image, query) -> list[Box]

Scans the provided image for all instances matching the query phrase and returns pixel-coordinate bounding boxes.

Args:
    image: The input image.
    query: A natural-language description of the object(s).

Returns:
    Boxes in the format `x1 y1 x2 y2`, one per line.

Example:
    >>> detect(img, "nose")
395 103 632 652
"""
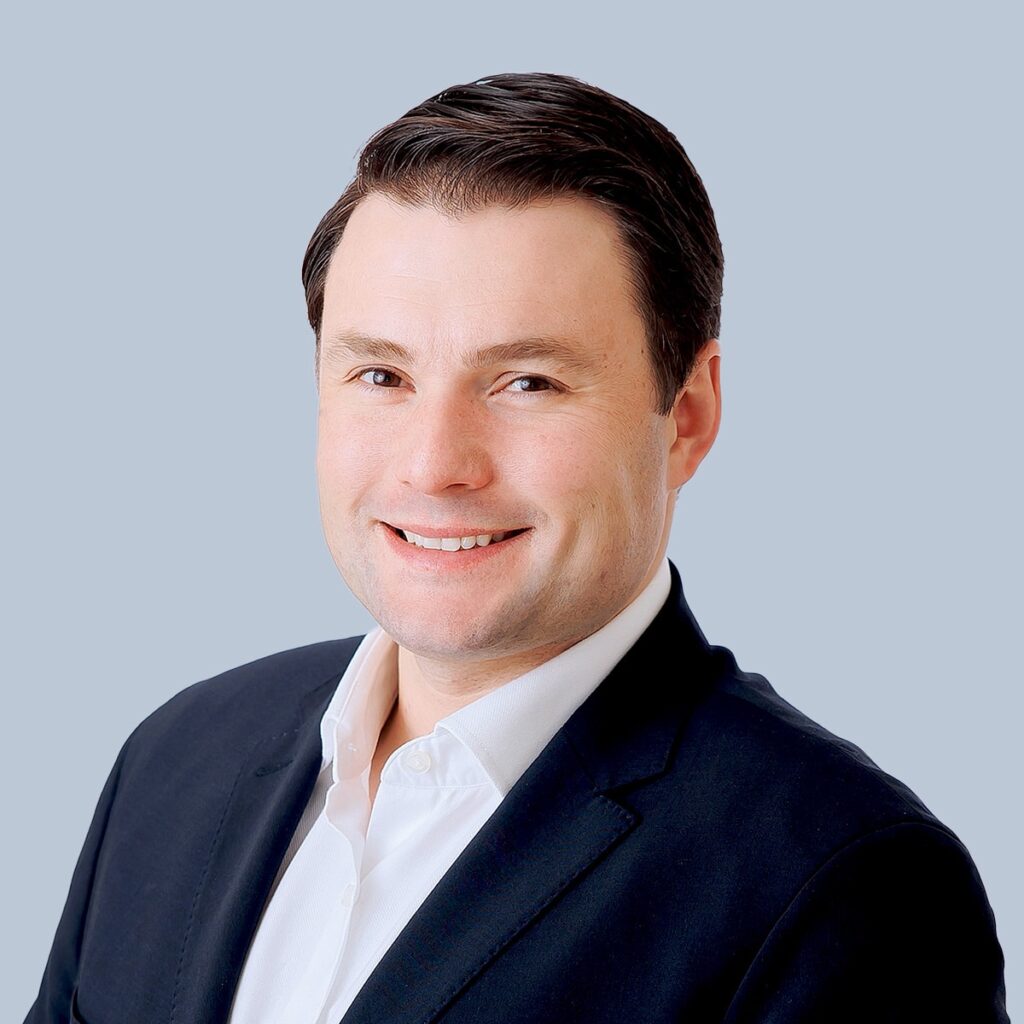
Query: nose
396 393 494 495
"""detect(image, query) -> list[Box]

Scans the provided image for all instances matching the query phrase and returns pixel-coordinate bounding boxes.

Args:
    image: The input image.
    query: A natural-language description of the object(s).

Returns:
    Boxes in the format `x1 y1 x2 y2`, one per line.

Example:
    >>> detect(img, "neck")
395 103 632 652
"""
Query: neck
387 640 571 746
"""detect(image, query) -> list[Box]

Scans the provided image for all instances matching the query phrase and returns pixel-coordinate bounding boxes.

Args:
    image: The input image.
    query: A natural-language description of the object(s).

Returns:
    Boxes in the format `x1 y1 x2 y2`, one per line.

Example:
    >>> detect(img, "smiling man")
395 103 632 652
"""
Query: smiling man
27 73 1008 1023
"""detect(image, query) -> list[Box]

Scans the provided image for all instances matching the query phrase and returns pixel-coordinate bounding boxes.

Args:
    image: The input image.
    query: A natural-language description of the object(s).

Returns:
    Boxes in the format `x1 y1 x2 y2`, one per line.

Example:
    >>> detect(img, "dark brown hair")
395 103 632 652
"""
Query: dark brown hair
301 72 724 414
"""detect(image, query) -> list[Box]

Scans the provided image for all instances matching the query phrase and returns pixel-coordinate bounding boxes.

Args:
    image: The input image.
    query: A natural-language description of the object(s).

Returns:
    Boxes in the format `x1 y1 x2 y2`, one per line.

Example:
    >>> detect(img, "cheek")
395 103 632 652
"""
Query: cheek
598 423 670 540
316 409 389 497
500 423 587 501
504 424 639 541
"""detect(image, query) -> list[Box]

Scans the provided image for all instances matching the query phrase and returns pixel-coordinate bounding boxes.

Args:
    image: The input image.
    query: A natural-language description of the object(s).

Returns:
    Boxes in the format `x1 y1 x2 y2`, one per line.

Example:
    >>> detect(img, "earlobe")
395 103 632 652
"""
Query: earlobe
666 338 722 490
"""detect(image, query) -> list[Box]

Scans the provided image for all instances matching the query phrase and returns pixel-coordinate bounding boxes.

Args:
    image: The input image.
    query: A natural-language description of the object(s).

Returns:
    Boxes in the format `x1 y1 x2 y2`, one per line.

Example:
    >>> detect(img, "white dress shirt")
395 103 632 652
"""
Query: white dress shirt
227 559 671 1024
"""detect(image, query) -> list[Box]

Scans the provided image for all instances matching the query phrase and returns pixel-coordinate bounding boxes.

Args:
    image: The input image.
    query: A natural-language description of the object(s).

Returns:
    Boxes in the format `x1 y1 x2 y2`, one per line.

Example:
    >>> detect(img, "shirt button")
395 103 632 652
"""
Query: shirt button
403 749 432 774
341 883 356 907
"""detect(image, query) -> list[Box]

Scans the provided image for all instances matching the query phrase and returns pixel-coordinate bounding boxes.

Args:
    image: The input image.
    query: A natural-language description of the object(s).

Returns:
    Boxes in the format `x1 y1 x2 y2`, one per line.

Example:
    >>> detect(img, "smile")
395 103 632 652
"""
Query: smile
386 525 529 551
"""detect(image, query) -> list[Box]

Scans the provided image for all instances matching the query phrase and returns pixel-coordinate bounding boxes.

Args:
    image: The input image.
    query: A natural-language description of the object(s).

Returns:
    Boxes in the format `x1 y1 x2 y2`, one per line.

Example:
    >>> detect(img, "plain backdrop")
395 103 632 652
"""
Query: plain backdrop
3 1 1019 1016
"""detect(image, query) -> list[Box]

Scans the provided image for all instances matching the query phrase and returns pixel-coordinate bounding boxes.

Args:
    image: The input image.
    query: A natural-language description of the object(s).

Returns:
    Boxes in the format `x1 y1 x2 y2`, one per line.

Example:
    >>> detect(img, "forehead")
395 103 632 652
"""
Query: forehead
320 193 644 350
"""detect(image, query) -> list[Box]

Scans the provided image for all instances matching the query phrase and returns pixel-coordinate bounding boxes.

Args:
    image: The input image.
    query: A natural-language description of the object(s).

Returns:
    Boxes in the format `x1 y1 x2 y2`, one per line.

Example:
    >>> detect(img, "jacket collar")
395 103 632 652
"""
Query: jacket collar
562 559 712 791
169 672 341 1023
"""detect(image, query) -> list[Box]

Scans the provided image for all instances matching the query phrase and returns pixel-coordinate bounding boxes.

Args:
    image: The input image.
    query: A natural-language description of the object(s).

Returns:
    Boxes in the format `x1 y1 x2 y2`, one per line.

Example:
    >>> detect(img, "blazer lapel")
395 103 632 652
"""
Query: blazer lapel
340 733 636 1024
342 564 712 1024
169 674 339 1024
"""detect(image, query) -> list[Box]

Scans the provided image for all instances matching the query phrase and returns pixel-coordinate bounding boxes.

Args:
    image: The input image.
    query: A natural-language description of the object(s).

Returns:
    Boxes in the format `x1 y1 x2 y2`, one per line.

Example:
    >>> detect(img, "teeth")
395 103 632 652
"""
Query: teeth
398 529 515 551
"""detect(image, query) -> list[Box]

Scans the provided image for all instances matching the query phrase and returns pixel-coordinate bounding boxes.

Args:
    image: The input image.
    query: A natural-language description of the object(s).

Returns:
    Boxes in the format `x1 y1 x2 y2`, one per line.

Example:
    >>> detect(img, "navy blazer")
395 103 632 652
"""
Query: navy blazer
27 564 1009 1022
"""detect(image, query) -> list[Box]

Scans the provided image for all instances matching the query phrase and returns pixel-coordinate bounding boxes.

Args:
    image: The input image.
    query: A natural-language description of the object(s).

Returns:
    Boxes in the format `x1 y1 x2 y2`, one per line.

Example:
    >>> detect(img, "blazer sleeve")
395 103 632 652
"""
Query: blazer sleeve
722 820 1010 1023
23 736 131 1024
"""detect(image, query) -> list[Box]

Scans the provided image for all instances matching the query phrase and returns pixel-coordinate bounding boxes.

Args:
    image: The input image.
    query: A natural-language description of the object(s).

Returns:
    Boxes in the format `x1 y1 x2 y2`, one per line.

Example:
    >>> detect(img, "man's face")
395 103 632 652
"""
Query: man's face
316 193 687 672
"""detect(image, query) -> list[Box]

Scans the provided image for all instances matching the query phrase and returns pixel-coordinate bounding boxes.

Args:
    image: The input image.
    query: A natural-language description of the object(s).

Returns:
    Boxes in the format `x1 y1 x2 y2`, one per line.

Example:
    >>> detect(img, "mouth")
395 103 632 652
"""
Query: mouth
385 523 530 552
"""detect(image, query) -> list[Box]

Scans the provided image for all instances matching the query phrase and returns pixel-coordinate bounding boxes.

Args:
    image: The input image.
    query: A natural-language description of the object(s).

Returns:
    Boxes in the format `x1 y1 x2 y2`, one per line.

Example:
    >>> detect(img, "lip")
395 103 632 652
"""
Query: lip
385 522 528 539
379 521 531 569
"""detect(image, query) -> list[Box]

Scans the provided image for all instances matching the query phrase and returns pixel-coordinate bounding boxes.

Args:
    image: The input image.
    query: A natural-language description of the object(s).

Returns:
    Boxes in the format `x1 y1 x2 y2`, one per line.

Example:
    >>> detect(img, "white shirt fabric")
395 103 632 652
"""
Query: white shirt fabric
227 559 671 1024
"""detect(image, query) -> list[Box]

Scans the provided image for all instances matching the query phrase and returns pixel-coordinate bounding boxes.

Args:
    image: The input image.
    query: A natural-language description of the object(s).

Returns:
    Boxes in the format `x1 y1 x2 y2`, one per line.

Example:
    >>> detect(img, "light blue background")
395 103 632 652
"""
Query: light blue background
3 1 1019 1016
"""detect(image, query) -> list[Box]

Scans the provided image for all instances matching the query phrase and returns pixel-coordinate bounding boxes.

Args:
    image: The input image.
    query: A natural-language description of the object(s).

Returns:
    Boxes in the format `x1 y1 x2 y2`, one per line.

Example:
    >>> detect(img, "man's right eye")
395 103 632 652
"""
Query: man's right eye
358 368 404 388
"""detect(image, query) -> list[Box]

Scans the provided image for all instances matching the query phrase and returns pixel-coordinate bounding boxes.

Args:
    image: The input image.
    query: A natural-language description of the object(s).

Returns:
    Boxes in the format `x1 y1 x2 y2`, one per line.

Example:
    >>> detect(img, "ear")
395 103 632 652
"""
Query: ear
666 338 722 490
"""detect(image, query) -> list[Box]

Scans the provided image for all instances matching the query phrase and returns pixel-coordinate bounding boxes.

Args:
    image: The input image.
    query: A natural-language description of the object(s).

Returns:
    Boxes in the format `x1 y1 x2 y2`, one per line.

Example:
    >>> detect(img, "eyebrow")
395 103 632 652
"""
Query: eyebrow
322 329 601 376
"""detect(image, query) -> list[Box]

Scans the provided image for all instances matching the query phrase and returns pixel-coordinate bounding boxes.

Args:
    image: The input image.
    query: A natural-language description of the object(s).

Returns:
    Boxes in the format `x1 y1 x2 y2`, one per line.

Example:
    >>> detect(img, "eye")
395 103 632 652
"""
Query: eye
358 367 405 388
505 375 556 393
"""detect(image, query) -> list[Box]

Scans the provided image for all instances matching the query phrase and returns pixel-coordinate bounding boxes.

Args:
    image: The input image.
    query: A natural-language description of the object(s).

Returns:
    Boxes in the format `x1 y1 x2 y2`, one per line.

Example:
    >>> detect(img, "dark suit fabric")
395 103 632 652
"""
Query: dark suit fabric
27 565 1010 1023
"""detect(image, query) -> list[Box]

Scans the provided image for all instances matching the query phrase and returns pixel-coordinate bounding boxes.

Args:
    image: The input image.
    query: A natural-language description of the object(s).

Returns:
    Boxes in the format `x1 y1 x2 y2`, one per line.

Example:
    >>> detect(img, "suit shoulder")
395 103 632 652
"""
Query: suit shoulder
127 635 364 751
683 645 944 838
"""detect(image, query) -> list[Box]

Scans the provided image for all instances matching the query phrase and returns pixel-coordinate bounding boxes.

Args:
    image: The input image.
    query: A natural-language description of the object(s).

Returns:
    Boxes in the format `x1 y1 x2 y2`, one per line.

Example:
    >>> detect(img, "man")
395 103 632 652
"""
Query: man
27 72 1008 1023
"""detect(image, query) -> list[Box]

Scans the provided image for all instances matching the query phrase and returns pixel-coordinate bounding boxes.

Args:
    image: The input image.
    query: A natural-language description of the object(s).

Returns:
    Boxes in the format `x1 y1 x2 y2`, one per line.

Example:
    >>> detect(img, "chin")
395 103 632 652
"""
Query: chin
376 603 537 663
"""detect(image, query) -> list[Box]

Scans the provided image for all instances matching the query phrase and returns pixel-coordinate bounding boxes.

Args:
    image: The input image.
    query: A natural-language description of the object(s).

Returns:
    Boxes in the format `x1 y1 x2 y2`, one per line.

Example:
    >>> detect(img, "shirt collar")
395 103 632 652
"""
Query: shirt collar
319 558 672 795
318 629 398 778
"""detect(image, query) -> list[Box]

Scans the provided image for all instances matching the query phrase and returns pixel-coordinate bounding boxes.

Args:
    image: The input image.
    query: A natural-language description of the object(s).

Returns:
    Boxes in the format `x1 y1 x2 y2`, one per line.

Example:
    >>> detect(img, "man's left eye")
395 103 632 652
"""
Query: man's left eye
506 376 554 393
